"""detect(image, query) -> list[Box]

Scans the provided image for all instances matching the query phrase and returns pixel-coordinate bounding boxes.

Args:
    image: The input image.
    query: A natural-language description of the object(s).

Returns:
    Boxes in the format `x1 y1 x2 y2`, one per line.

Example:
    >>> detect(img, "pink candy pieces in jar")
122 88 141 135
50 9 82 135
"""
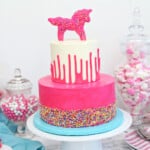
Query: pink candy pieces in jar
0 95 38 122
115 47 150 117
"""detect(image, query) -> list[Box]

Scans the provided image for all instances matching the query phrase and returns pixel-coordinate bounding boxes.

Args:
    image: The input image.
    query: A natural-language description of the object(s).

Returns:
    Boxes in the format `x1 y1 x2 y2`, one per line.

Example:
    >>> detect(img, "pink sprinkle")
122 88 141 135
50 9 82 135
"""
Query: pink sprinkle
127 88 135 95
126 48 134 55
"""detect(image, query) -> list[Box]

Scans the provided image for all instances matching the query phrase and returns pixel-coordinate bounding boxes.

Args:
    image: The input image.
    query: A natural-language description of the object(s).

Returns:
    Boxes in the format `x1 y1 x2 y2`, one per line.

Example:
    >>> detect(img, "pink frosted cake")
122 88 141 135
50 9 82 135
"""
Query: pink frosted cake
39 9 116 129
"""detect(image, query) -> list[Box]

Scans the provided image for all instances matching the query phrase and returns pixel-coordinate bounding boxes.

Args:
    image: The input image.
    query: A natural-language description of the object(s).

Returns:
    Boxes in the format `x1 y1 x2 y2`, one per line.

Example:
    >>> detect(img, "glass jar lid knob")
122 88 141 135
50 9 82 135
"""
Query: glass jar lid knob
6 68 32 92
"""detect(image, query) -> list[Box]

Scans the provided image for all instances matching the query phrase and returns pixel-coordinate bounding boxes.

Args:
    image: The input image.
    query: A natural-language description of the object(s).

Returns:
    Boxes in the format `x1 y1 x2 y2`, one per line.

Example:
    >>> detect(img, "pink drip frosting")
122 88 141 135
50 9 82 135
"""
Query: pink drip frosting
51 48 100 84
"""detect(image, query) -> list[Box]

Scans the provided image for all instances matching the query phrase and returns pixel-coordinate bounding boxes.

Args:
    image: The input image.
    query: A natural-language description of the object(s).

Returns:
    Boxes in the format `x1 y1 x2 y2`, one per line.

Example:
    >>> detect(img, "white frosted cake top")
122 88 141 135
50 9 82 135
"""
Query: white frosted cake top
50 40 100 84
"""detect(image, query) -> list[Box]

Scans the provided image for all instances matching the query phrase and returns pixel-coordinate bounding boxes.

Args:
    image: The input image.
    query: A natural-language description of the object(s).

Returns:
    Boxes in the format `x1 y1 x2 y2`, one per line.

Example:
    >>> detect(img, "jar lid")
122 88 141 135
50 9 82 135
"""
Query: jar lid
121 7 150 54
6 68 32 91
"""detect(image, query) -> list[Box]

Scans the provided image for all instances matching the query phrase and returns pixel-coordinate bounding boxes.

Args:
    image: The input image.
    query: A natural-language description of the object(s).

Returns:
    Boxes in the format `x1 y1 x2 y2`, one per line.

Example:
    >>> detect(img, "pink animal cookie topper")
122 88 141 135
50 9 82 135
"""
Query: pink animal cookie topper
48 9 92 41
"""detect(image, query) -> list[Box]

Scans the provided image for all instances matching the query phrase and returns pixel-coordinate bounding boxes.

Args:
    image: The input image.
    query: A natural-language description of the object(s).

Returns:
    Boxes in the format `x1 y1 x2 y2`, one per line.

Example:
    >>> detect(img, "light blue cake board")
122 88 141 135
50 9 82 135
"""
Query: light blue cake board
33 109 123 136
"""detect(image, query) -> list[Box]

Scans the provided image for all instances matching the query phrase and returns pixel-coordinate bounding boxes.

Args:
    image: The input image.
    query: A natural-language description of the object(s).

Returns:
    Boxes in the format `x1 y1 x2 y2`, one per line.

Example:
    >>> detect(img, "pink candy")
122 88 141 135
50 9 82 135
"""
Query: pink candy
115 48 150 116
0 95 38 122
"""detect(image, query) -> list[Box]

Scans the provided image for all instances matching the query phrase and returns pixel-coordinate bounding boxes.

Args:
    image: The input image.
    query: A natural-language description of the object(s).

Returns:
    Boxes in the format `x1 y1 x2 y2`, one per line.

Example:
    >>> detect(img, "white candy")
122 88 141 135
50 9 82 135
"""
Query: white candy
136 71 149 79
124 64 131 69
141 83 149 90
135 64 142 69
125 72 134 77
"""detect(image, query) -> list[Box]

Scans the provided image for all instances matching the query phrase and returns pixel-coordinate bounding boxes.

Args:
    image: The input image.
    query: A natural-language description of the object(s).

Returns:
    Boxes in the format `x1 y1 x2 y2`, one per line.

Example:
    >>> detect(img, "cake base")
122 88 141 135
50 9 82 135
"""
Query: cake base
33 109 123 136
27 109 132 150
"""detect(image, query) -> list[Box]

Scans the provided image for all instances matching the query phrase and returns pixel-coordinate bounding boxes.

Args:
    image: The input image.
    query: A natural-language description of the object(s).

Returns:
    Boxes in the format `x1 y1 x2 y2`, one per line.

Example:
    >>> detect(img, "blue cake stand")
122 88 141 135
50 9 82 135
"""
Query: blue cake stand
27 109 132 150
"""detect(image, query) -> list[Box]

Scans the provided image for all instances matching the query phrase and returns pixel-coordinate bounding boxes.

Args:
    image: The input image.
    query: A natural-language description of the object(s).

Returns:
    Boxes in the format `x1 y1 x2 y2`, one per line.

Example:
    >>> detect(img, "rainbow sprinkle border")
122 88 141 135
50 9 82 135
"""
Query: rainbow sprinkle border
40 103 116 128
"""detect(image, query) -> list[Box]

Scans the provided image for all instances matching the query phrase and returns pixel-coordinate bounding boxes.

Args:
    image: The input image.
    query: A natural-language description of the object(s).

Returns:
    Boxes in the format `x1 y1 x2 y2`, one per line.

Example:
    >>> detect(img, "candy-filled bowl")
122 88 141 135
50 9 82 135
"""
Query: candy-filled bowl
0 95 39 134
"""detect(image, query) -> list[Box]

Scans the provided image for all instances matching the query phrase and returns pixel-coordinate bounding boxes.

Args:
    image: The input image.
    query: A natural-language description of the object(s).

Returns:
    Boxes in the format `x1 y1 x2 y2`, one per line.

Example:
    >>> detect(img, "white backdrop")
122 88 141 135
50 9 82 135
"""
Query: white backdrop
0 0 150 95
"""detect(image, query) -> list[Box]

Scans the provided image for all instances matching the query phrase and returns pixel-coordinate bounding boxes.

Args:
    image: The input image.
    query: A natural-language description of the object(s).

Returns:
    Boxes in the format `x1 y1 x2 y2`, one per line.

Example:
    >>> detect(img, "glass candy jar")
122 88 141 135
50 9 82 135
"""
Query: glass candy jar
115 8 150 126
0 68 38 134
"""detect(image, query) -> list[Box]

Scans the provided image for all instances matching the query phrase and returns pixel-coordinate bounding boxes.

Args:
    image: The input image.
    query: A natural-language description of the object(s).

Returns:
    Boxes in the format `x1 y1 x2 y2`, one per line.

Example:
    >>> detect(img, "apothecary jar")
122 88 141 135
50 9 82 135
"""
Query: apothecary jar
115 14 150 125
0 68 38 134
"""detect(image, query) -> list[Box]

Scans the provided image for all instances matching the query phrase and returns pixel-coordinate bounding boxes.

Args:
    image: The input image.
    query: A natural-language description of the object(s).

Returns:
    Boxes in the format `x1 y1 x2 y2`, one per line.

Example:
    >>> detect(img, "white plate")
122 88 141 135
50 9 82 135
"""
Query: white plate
125 129 150 150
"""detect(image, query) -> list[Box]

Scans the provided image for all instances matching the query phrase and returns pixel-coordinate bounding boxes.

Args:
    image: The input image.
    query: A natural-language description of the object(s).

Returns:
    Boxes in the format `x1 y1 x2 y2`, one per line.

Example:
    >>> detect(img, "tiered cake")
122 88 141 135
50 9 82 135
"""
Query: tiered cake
37 9 118 135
